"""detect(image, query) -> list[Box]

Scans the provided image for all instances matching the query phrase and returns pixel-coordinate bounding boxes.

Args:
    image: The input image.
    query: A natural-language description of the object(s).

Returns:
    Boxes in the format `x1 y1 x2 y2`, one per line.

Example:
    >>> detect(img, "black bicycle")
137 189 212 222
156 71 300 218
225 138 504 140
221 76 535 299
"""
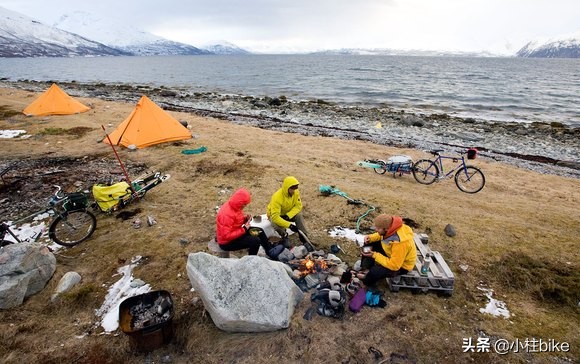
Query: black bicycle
412 149 485 194
1 185 97 248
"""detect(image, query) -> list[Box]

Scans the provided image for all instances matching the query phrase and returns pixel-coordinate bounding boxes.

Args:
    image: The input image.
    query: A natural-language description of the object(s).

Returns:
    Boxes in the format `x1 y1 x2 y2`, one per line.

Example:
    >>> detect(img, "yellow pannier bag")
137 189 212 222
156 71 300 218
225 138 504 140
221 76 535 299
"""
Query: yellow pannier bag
92 181 132 212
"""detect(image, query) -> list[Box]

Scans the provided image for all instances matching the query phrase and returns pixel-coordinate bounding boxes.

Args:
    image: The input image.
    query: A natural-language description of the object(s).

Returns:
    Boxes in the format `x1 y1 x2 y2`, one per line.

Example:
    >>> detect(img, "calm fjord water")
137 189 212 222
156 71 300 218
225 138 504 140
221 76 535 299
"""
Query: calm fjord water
1 55 578 127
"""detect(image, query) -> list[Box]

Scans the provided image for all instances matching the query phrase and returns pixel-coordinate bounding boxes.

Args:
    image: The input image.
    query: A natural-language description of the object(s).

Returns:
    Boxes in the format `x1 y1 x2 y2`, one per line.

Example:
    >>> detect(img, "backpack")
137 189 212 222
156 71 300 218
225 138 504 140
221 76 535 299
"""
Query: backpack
92 181 132 212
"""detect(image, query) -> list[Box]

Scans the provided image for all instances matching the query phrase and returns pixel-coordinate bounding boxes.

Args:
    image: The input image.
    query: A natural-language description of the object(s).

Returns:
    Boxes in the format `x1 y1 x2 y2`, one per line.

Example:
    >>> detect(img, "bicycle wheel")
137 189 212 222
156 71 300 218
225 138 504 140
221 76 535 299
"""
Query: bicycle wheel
1 240 14 247
455 166 485 193
373 161 387 175
48 210 97 247
413 159 439 185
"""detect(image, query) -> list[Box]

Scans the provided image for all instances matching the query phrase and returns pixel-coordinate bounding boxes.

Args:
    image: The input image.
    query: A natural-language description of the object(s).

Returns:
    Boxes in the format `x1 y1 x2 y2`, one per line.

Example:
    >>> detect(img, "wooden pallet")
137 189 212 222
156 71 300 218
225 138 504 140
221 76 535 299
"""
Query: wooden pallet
387 233 454 296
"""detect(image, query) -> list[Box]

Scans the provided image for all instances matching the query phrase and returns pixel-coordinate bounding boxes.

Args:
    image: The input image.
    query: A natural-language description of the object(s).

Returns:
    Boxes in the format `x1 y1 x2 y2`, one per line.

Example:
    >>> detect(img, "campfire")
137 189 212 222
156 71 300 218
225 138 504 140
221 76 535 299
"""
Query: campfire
289 257 332 277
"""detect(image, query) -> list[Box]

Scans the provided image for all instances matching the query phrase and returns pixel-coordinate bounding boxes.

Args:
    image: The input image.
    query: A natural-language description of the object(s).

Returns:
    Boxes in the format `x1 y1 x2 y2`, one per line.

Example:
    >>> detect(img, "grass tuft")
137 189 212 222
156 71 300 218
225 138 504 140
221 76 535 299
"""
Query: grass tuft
490 252 579 307
38 126 94 137
0 105 21 118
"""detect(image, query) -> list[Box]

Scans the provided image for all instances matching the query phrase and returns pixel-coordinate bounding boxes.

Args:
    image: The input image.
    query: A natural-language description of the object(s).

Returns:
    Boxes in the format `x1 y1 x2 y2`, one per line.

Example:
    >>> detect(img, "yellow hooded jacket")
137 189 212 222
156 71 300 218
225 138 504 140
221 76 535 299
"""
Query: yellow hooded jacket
267 176 302 229
367 224 417 271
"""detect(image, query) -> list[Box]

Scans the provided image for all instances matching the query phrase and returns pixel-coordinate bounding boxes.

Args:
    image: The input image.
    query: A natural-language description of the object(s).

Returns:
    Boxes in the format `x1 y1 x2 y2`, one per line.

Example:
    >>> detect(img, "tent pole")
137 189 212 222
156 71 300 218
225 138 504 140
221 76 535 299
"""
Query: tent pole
101 125 136 194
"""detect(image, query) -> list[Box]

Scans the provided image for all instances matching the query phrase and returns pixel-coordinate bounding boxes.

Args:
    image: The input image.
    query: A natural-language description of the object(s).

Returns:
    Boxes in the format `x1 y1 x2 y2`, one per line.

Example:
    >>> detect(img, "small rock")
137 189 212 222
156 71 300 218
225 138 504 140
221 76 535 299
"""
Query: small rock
444 224 456 237
459 264 469 272
147 216 157 226
130 279 146 288
132 218 141 229
179 238 190 246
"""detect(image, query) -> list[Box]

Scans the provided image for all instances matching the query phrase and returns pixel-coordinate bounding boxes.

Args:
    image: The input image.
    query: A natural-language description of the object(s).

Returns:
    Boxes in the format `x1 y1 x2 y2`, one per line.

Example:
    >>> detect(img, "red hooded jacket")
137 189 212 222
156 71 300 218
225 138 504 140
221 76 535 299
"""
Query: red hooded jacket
216 188 251 245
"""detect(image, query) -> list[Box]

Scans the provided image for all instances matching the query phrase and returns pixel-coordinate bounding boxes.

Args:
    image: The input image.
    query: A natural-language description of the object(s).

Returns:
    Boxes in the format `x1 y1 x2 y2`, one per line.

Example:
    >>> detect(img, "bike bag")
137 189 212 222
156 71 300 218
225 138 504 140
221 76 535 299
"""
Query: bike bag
64 192 89 211
92 181 132 212
386 155 413 172
467 148 478 160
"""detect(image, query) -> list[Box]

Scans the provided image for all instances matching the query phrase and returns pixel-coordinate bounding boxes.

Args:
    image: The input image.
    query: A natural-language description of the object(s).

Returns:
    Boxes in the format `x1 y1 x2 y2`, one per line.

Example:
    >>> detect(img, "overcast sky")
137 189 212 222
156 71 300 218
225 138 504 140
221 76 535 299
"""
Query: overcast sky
1 0 579 54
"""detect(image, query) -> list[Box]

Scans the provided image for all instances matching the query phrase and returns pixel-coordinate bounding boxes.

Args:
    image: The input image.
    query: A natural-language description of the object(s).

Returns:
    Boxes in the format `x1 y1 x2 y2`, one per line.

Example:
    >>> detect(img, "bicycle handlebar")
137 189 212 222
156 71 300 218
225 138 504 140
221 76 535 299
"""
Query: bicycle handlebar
427 149 470 157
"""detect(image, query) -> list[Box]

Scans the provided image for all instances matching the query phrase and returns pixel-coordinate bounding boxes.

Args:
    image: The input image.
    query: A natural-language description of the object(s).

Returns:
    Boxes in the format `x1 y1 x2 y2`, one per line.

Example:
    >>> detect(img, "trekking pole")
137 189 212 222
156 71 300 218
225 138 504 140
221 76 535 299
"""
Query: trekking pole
101 125 136 194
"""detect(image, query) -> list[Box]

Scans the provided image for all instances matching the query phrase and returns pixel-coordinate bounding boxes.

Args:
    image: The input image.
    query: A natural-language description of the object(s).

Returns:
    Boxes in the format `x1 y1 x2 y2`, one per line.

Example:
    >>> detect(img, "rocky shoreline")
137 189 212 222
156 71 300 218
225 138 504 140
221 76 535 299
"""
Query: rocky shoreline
3 80 580 178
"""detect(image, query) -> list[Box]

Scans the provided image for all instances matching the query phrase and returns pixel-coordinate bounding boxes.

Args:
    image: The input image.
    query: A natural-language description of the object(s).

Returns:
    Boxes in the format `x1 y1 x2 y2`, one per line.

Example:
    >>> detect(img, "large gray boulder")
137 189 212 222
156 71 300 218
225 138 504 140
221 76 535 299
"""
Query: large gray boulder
186 252 304 332
0 243 56 309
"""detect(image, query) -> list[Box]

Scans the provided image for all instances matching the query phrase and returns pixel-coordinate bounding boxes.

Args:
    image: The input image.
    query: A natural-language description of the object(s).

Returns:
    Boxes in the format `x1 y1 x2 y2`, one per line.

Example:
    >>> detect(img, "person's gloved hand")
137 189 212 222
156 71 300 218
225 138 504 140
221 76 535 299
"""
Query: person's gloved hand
289 223 299 232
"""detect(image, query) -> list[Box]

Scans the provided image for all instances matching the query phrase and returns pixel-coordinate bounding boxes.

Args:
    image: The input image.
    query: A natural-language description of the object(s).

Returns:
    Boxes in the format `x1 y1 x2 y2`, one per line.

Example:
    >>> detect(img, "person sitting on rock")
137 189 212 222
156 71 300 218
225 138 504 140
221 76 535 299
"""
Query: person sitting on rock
216 188 279 257
359 214 417 288
267 176 309 248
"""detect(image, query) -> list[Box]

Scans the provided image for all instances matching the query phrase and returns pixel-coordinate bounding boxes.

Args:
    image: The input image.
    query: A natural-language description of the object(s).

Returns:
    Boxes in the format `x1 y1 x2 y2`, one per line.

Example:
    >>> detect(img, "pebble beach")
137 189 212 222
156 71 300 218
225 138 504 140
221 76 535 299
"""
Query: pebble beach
2 80 579 179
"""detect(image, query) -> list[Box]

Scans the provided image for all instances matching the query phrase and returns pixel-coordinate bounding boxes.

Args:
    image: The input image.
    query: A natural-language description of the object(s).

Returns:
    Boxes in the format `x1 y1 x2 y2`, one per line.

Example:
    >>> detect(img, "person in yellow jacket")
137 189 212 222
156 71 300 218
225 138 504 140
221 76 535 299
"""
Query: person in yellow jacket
267 176 309 247
359 214 417 288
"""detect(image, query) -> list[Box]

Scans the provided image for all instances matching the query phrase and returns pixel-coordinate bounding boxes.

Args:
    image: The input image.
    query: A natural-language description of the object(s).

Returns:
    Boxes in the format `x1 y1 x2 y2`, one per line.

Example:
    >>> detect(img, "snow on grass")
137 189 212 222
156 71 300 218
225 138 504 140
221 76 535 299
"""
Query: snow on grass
2 213 60 246
478 286 511 319
328 226 365 247
95 255 151 333
0 130 27 138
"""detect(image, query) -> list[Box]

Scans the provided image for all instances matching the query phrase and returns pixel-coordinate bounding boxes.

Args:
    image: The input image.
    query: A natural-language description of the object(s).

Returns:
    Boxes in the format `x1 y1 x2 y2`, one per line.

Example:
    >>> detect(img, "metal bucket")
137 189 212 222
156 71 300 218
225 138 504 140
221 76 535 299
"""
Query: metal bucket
119 290 174 352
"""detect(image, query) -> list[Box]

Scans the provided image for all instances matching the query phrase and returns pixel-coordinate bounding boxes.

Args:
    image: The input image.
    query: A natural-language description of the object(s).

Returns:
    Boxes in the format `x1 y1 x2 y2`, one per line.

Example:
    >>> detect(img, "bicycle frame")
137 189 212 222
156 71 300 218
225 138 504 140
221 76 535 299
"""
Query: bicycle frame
1 222 22 244
432 154 470 179
413 149 486 193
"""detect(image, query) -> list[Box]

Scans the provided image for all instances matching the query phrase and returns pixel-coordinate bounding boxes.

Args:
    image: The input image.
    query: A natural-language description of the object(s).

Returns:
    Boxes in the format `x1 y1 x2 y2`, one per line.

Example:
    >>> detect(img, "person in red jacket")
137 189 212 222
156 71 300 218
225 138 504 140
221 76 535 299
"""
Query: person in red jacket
216 188 276 256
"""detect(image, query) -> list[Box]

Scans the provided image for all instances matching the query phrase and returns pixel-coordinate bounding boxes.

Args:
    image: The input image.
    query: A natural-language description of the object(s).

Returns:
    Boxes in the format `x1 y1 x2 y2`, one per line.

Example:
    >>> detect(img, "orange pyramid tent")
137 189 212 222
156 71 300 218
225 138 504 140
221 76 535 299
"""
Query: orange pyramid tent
104 95 191 148
22 83 90 116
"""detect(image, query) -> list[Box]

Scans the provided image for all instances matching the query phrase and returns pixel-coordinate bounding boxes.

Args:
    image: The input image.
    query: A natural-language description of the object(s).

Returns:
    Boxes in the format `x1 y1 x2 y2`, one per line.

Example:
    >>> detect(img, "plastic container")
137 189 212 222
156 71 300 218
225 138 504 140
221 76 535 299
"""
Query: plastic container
420 253 431 275
119 290 174 352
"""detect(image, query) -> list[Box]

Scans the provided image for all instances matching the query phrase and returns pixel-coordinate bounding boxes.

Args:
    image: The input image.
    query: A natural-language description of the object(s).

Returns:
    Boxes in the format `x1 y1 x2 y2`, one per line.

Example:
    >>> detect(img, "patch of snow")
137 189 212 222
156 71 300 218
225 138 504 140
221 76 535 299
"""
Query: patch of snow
95 256 151 333
0 130 26 138
478 286 510 319
328 226 365 247
2 213 56 246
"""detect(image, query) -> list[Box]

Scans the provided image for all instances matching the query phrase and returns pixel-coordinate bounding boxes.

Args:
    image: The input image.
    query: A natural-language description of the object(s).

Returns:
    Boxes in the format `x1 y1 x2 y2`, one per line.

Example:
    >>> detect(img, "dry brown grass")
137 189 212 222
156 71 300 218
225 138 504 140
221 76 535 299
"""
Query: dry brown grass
0 87 578 364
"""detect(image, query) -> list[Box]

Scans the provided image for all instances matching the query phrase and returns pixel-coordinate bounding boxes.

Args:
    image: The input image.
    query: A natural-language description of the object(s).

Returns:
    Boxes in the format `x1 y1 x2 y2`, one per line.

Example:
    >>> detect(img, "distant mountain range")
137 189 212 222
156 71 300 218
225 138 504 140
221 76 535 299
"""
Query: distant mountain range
201 41 251 55
310 48 500 57
52 11 210 56
0 6 249 57
0 6 127 57
516 35 580 58
0 5 578 58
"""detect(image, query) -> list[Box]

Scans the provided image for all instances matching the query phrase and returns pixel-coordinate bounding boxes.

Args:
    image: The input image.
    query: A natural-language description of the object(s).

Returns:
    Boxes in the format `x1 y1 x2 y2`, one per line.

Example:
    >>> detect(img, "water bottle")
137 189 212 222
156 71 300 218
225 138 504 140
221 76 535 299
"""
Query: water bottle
421 253 431 275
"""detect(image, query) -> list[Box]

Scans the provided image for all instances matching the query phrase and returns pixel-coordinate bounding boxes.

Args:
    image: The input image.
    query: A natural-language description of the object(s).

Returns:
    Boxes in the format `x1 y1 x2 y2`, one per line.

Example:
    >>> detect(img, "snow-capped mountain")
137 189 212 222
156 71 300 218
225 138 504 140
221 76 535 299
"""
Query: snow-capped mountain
200 41 250 55
310 48 500 57
52 11 209 56
0 6 127 58
516 33 580 58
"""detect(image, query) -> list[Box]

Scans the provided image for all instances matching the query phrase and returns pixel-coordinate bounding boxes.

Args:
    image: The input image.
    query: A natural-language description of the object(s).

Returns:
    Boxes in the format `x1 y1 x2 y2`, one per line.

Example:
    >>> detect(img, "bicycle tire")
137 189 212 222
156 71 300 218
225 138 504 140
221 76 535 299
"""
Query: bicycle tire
455 166 485 193
1 240 14 247
413 159 439 185
48 210 97 247
373 160 387 174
